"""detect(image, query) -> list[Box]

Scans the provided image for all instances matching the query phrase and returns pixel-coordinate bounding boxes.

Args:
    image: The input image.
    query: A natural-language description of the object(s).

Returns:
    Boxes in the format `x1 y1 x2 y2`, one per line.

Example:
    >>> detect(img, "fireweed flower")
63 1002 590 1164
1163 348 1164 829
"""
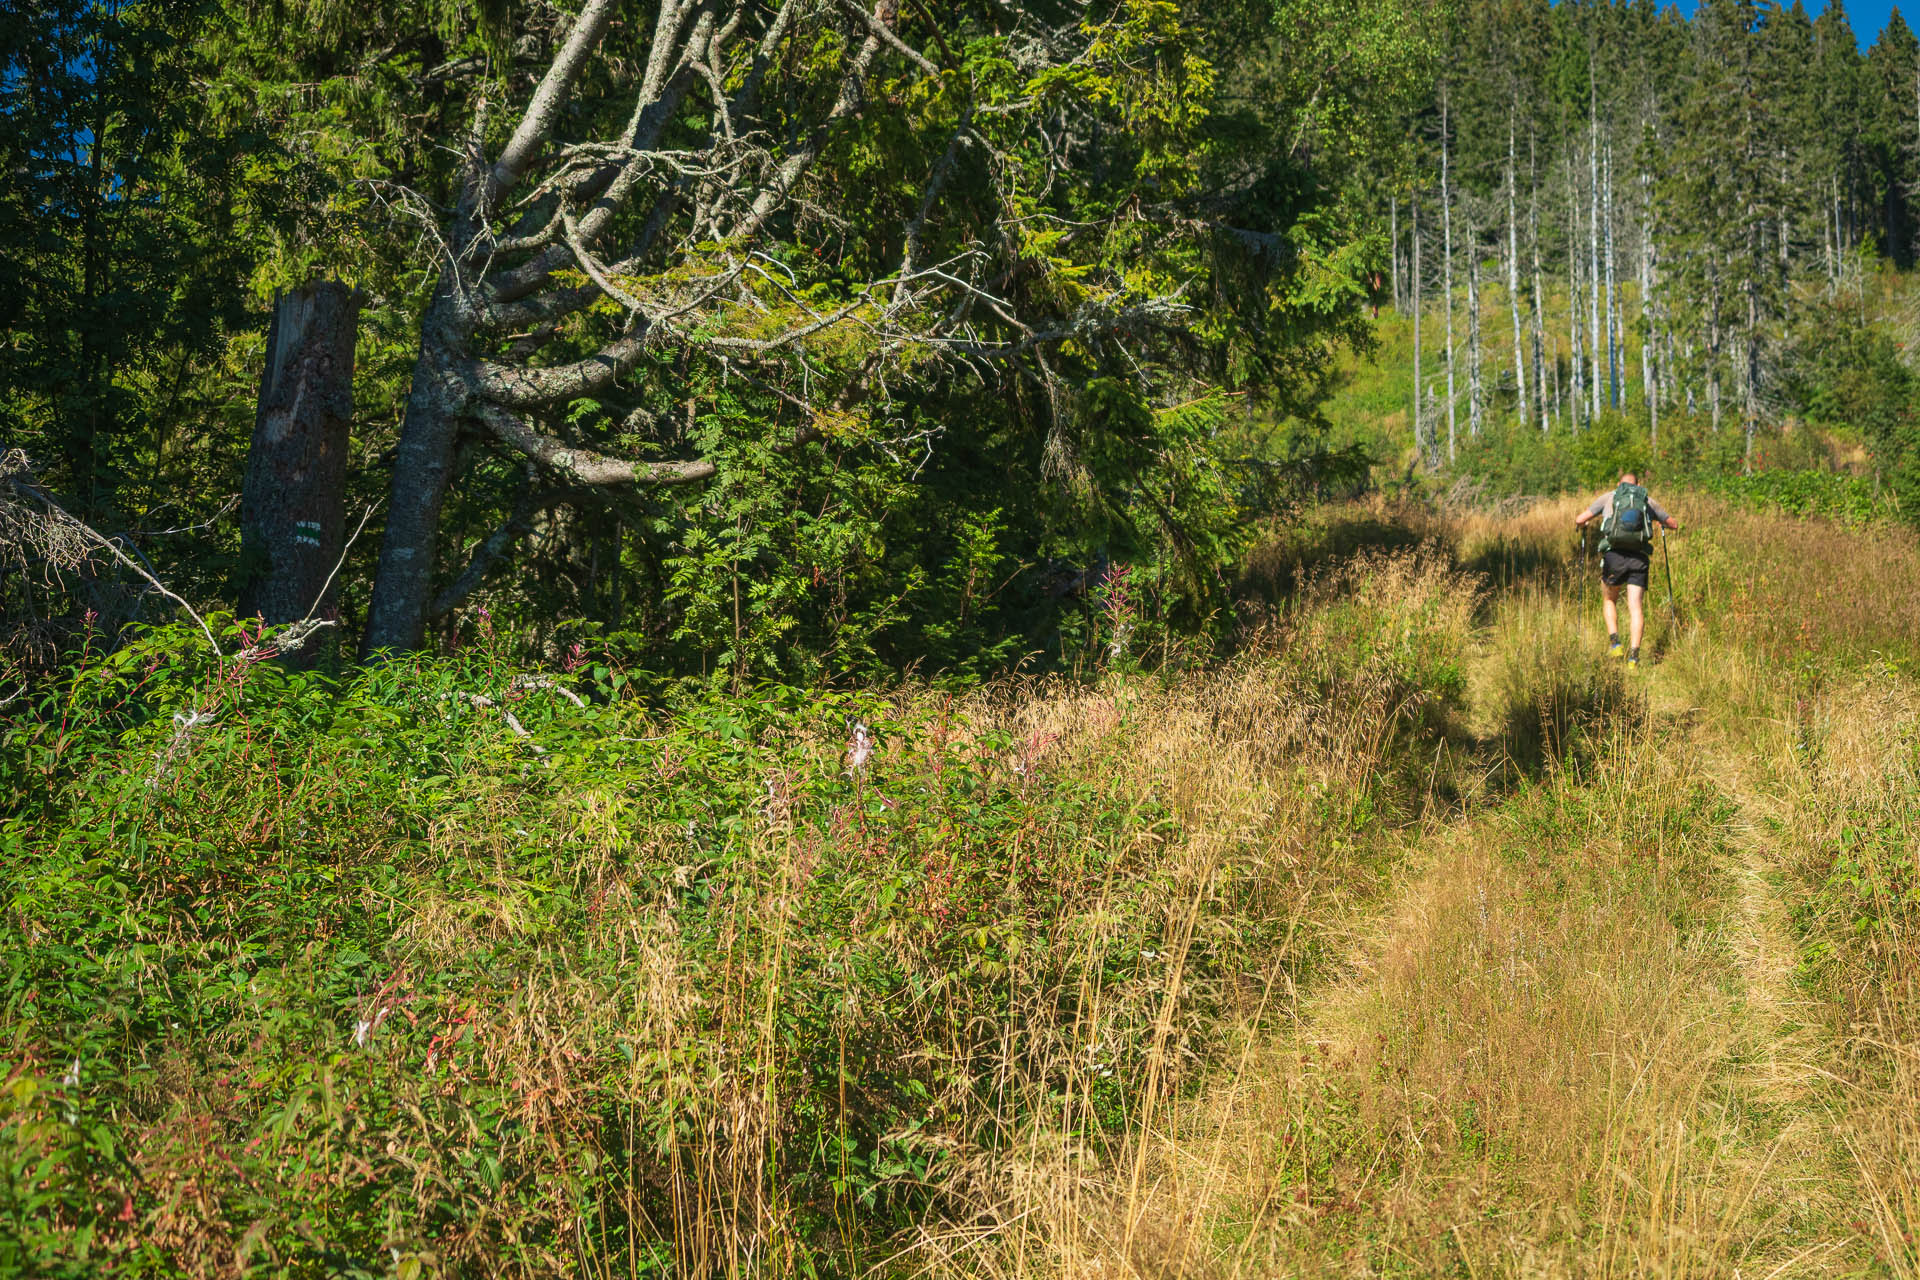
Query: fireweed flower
353 1006 392 1048
846 721 873 773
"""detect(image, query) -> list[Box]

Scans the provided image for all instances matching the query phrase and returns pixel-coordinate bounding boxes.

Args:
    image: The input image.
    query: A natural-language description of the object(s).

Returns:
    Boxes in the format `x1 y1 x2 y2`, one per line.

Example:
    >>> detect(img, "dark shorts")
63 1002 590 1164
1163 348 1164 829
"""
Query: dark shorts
1600 549 1649 590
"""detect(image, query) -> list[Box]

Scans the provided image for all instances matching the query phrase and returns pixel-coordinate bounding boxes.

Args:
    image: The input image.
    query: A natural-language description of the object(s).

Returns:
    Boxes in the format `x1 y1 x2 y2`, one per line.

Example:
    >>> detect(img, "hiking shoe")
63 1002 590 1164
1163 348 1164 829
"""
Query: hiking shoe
1607 642 1625 658
1627 656 1641 670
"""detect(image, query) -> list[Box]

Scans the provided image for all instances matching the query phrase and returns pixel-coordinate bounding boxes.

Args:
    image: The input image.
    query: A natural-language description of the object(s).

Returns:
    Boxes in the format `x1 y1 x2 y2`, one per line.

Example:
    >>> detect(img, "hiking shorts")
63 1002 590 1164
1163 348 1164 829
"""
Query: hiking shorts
1600 549 1650 590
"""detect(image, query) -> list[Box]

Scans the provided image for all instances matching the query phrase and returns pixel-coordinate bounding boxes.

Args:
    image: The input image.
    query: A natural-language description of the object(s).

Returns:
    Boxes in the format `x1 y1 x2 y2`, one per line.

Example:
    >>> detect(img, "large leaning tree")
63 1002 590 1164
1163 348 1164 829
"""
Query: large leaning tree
353 0 1315 655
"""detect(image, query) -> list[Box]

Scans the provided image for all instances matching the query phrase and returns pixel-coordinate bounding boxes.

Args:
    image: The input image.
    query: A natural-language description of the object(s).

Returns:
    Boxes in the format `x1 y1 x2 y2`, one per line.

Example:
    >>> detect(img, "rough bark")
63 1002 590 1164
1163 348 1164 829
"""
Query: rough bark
240 281 363 638
362 287 473 655
356 1 1196 655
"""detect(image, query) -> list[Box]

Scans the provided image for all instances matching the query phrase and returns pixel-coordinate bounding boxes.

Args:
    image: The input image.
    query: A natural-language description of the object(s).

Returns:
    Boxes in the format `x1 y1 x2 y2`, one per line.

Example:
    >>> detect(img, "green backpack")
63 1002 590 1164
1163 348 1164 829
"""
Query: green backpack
1600 481 1653 554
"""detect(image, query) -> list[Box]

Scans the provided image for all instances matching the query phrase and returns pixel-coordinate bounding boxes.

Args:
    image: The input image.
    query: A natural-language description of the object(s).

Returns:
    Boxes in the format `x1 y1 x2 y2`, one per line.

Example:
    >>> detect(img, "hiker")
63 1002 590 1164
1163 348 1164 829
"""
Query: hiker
1573 472 1679 668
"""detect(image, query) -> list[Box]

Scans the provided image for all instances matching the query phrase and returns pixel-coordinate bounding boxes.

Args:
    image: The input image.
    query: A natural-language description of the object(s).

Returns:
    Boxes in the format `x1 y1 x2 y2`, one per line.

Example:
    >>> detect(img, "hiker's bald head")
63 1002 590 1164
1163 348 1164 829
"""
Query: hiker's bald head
1620 471 1639 485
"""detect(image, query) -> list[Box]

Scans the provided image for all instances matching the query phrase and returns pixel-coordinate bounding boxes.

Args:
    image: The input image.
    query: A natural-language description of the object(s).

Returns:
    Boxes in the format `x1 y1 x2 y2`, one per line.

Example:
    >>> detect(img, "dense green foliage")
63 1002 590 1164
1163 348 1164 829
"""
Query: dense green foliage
2 0 1445 681
1 544 1475 1274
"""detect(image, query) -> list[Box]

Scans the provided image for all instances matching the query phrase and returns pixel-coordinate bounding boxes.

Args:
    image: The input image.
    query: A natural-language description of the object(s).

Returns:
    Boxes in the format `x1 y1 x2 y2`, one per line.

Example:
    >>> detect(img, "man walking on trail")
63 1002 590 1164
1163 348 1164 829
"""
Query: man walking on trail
1574 472 1679 669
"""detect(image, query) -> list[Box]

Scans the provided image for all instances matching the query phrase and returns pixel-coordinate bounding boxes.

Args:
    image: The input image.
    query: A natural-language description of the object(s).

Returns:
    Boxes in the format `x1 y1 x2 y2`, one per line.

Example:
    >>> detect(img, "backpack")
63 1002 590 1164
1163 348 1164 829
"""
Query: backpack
1600 482 1653 553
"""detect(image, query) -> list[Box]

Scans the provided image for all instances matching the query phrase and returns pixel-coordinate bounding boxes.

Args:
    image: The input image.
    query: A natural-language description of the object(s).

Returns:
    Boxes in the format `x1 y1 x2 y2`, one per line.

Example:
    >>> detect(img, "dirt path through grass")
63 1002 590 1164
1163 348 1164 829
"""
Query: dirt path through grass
1651 655 1875 1279
1099 557 1878 1278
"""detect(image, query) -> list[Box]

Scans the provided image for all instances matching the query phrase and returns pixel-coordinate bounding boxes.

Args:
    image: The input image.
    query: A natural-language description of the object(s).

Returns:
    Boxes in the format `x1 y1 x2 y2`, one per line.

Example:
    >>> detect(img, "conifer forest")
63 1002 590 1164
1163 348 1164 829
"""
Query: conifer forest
6 1 1920 1276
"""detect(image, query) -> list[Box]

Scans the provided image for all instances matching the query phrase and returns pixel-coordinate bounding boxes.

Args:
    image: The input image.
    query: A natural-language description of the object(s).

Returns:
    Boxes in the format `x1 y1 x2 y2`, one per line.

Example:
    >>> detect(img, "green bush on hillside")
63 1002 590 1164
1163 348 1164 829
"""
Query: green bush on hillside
1 560 1475 1277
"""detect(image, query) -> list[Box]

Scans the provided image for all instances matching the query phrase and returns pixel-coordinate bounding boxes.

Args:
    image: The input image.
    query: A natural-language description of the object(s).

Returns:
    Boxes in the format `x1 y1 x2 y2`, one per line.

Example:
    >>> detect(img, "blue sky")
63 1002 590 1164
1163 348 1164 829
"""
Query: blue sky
1665 0 1905 48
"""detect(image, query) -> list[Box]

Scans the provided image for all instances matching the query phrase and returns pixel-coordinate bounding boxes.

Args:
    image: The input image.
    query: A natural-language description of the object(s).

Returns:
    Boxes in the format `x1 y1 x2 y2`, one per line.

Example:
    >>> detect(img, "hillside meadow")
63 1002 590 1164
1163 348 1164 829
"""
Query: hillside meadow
6 492 1919 1277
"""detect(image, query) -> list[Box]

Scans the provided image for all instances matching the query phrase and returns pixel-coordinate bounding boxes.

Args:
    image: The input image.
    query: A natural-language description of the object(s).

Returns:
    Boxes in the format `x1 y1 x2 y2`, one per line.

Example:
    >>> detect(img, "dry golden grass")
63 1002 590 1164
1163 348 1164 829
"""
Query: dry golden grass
904 494 1920 1280
1658 496 1920 1277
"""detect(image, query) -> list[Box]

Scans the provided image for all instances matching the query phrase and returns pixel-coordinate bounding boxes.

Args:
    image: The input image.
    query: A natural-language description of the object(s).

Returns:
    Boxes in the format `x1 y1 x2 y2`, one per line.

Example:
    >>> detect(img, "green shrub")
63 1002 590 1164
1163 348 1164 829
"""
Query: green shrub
1680 468 1894 525
1 557 1474 1277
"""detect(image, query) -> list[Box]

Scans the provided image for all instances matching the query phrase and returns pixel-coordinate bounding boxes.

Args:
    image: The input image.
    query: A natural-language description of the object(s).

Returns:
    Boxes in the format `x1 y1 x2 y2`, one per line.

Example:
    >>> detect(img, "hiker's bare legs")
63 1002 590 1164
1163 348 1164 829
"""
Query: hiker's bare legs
1602 582 1621 641
1626 584 1646 652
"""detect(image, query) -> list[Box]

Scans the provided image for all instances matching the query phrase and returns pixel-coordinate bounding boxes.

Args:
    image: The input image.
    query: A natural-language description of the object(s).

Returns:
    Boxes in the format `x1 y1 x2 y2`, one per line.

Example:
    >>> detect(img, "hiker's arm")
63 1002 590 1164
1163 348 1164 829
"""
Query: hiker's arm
1573 498 1606 527
1649 499 1680 531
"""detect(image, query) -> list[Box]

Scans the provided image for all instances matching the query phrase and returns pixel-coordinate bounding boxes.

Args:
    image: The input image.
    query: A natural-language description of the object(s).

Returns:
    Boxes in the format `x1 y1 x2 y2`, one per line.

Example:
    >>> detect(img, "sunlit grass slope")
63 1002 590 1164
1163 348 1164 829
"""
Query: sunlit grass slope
967 495 1920 1280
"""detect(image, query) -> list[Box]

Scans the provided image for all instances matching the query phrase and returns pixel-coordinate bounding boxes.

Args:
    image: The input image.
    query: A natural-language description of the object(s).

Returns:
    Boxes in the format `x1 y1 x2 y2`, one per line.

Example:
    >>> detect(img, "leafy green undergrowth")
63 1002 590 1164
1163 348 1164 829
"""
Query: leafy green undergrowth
2 652 1145 1275
2 555 1475 1278
1679 467 1897 527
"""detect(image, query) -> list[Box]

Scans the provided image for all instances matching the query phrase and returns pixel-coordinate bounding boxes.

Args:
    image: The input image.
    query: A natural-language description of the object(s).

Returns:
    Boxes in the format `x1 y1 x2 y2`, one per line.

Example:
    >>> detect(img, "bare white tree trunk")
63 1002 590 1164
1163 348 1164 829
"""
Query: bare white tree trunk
1507 121 1528 429
1827 174 1840 288
1467 210 1483 437
1412 196 1425 465
1777 150 1791 317
1744 96 1763 468
1665 323 1678 409
1530 130 1549 433
1707 257 1724 433
1604 142 1620 410
1588 87 1603 422
1442 89 1458 462
1640 165 1659 452
1567 151 1584 432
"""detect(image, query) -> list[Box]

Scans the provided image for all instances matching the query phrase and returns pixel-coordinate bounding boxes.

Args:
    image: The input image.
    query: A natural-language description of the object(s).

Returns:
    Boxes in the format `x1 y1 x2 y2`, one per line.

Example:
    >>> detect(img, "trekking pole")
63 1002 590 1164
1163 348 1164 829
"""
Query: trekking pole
1660 528 1679 628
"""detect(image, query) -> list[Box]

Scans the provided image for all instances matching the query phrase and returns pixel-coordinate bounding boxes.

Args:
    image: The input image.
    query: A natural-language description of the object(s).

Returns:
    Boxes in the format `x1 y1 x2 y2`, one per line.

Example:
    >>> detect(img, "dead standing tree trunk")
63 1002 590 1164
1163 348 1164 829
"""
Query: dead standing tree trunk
240 281 362 636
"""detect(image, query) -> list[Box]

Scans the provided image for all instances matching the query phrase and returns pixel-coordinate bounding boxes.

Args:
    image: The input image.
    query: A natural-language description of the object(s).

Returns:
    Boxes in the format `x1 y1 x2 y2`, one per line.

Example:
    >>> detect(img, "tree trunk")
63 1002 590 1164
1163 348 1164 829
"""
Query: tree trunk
1508 121 1528 430
1604 143 1620 410
1441 89 1457 463
1745 257 1761 468
1530 130 1549 433
1588 89 1603 422
1413 196 1428 466
1391 194 1402 313
1467 210 1483 438
1641 166 1659 451
1744 95 1763 469
240 280 364 641
362 283 475 656
1776 149 1790 318
1568 152 1583 433
1707 258 1724 433
1826 175 1837 287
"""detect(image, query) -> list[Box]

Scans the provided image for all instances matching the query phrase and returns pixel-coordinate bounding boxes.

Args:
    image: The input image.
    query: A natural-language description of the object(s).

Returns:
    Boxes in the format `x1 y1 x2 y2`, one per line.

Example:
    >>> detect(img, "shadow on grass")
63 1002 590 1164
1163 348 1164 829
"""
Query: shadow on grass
1237 514 1431 606
1462 534 1585 597
1495 659 1641 781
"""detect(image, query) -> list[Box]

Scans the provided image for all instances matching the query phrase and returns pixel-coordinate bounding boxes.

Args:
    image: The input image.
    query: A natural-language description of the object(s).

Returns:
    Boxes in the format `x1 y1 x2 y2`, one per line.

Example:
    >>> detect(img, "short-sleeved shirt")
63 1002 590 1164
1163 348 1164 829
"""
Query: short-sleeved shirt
1582 491 1672 526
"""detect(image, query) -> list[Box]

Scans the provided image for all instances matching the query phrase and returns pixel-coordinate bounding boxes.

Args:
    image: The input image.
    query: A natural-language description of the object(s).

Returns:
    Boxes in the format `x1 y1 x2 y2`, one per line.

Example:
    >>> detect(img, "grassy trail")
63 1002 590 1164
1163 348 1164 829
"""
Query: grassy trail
1663 668 1866 1279
1039 499 1920 1279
